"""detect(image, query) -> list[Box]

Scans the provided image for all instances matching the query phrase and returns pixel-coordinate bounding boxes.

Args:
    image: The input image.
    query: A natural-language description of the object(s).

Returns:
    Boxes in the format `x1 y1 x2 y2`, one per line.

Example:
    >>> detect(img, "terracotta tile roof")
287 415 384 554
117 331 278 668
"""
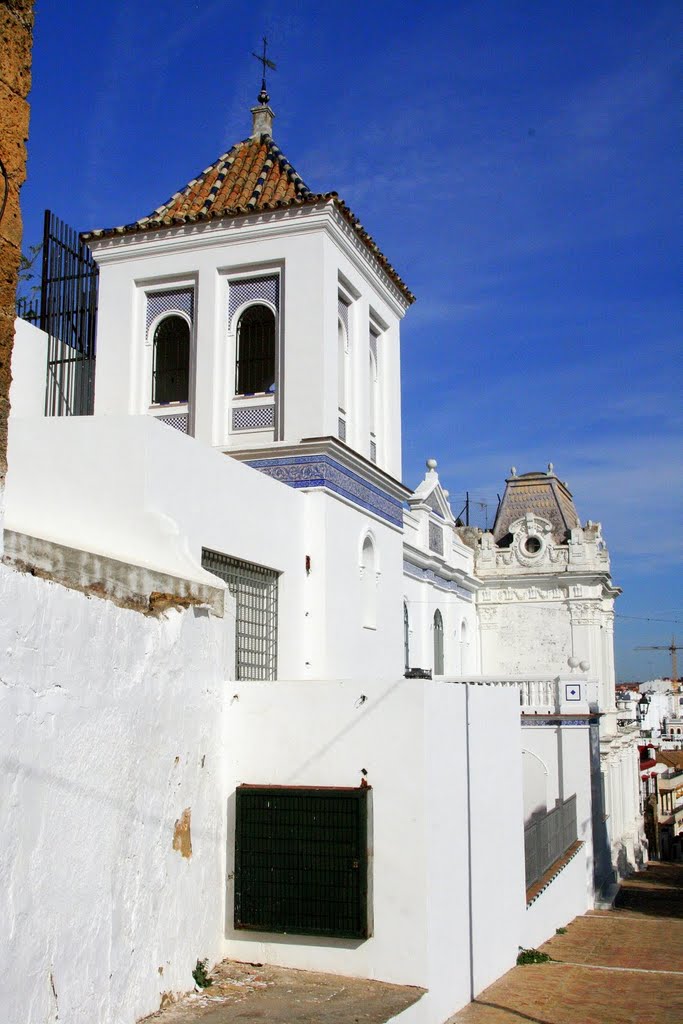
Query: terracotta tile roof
82 134 415 305
657 749 683 772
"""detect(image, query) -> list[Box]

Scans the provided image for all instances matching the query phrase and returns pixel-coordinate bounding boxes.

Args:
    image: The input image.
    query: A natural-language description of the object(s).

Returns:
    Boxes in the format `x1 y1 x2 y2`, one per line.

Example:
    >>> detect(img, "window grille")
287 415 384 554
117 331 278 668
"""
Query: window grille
152 315 190 404
234 785 370 939
433 609 444 675
146 288 194 334
201 549 278 680
232 404 274 431
157 412 189 433
370 439 377 463
229 276 279 328
338 416 347 442
337 296 349 334
235 304 276 396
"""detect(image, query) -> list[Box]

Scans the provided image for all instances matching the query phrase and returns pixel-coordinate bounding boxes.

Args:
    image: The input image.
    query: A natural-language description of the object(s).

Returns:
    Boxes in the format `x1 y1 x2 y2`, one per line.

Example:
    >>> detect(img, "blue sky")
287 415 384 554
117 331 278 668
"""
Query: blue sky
20 1 681 680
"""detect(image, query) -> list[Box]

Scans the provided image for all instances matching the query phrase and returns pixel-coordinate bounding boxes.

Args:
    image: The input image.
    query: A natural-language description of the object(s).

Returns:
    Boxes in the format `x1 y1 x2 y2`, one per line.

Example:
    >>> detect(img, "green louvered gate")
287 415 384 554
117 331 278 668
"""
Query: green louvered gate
234 785 370 939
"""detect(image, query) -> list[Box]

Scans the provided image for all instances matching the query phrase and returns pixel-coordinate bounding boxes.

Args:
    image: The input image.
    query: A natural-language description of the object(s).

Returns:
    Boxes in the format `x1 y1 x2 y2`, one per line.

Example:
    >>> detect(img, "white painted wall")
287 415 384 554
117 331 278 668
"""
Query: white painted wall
89 206 408 478
522 852 589 950
5 415 307 679
223 678 525 1022
0 563 231 1024
9 318 48 418
521 723 595 903
304 490 405 680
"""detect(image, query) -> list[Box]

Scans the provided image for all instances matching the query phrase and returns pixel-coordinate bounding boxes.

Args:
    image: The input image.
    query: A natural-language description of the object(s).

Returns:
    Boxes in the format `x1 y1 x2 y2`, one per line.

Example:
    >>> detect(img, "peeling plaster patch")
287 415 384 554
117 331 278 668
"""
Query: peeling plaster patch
173 808 192 858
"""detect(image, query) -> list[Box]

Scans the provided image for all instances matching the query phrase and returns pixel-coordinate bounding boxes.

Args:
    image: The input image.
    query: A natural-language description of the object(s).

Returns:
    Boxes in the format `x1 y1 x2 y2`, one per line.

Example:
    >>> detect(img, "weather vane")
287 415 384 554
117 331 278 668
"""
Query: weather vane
252 36 276 105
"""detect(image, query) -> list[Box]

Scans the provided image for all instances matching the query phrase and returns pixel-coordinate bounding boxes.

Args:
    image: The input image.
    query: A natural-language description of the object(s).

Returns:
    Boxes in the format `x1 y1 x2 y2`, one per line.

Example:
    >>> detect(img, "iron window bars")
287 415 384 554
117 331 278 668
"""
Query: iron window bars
201 548 278 680
234 785 370 939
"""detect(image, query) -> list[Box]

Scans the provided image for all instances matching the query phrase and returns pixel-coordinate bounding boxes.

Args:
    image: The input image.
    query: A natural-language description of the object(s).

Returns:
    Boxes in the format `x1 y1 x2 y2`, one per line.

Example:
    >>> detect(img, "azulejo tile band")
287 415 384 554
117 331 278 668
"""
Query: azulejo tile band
247 454 404 527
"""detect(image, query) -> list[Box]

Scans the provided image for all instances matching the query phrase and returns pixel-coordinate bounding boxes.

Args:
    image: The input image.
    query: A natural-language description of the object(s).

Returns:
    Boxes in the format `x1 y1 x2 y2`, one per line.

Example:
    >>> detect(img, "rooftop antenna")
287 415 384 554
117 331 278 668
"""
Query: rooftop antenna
252 36 277 105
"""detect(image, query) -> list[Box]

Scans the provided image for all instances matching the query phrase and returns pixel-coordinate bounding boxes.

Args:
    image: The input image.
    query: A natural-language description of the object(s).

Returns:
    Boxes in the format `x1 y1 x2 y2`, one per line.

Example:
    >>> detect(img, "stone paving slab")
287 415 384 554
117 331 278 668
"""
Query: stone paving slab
138 959 425 1024
449 862 683 1024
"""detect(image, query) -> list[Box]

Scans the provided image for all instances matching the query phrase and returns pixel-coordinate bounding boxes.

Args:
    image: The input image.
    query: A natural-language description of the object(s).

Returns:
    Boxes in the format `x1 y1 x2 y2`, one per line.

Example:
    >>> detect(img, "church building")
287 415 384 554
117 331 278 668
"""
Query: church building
1 81 644 1024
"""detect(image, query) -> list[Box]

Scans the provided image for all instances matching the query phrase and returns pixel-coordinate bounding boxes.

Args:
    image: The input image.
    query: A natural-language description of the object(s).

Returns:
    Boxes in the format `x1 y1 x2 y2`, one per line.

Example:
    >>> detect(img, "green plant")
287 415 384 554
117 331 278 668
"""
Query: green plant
556 926 567 935
192 959 213 988
516 948 552 965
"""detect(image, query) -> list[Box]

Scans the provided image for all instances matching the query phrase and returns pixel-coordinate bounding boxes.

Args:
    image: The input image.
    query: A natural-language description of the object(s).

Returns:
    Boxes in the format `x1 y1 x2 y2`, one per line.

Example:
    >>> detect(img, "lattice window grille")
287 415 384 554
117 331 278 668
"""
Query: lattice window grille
229 276 279 328
338 416 347 442
234 786 369 939
146 288 194 334
156 412 189 433
232 404 275 431
370 439 377 463
338 297 349 334
201 548 278 680
369 329 378 362
429 521 444 555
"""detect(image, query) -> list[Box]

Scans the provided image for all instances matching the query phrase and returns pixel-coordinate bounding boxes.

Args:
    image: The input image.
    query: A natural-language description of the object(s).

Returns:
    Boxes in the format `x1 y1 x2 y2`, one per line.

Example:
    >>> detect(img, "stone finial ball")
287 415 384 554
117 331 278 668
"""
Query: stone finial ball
426 458 438 470
579 660 590 672
568 656 579 669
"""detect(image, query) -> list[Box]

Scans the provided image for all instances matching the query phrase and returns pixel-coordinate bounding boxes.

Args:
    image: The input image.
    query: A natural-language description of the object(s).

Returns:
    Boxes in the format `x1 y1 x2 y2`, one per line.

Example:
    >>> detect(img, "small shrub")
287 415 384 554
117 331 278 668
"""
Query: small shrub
556 926 567 935
192 959 213 988
517 948 552 965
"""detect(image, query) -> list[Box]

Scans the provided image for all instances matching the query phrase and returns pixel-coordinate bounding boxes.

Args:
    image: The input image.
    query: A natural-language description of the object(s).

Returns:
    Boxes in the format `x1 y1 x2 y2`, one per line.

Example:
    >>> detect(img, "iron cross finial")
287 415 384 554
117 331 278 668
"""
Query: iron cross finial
252 36 276 105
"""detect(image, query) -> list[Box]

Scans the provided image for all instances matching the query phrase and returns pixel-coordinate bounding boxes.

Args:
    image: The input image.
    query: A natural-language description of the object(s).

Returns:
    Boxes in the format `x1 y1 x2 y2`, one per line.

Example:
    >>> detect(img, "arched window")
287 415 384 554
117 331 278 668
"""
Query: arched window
235 304 275 396
404 601 410 670
433 609 444 675
152 315 190 404
361 535 376 628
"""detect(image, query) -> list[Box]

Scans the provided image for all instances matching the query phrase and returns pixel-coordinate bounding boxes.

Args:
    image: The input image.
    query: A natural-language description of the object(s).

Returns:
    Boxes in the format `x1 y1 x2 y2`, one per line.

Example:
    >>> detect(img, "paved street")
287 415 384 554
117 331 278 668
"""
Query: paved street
140 863 682 1023
450 862 683 1024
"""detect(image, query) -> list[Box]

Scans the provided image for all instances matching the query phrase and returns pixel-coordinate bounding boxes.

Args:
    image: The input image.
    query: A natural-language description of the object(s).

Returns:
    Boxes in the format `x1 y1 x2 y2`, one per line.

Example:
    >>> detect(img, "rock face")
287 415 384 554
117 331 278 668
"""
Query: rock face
0 0 33 492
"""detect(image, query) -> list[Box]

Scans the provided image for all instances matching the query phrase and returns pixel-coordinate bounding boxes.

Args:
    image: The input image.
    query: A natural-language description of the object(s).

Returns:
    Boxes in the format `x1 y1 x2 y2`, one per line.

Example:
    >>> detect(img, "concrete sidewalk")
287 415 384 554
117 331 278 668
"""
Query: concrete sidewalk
449 861 683 1024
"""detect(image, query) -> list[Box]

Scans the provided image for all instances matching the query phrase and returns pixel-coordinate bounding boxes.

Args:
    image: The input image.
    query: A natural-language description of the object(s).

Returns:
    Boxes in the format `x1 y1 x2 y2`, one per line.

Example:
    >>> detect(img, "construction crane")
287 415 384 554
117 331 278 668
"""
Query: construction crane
634 637 681 694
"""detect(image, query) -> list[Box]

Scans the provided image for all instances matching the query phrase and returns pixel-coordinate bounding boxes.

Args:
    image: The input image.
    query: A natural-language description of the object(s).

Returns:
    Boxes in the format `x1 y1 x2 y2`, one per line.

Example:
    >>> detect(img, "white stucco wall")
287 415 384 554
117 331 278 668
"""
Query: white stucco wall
304 490 405 680
90 207 407 478
521 852 588 950
9 318 48 418
481 602 571 676
0 563 232 1024
223 678 525 1023
5 415 308 679
521 723 595 906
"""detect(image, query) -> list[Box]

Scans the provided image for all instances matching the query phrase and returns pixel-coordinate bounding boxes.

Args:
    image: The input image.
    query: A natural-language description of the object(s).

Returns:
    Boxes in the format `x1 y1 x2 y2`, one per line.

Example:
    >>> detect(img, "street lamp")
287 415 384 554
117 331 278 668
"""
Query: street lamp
637 692 651 723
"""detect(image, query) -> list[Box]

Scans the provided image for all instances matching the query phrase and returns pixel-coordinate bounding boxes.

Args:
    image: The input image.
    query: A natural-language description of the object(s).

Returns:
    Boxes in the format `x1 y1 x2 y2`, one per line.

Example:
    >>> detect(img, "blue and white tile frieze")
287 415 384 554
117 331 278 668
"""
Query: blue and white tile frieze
247 455 404 527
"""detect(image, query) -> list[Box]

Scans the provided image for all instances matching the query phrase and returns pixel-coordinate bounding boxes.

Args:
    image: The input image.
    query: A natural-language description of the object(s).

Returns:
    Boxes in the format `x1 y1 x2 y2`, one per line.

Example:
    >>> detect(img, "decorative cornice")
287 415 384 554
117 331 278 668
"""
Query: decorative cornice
521 714 599 726
230 438 408 529
403 558 474 601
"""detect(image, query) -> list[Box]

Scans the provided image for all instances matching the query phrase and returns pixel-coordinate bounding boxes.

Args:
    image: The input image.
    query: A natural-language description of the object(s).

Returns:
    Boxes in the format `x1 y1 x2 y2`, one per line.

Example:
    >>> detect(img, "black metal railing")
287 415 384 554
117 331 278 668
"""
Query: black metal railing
16 295 40 326
524 794 577 889
38 209 99 416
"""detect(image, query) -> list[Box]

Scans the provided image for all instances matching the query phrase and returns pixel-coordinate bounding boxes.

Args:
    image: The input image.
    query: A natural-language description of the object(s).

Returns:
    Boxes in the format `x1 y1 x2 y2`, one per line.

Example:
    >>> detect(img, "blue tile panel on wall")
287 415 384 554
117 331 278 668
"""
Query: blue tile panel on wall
247 454 404 528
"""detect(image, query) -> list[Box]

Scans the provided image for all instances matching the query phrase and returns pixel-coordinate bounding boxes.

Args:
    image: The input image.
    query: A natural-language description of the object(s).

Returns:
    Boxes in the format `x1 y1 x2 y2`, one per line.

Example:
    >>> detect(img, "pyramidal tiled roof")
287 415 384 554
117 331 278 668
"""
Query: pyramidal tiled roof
492 469 581 545
82 133 415 304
